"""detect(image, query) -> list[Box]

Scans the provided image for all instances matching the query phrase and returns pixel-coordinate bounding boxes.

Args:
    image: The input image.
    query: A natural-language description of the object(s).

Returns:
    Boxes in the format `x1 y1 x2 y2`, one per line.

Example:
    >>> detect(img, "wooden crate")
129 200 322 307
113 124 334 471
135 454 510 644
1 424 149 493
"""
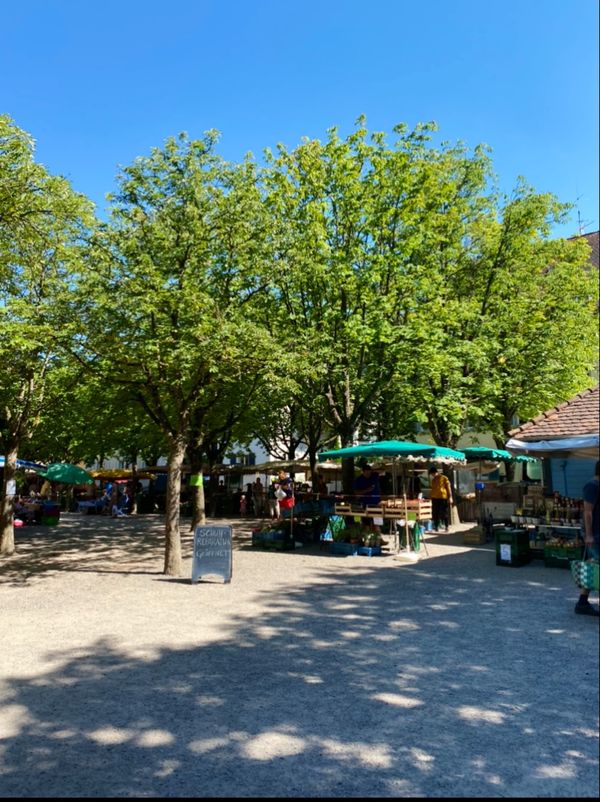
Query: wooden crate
463 529 486 545
383 499 432 521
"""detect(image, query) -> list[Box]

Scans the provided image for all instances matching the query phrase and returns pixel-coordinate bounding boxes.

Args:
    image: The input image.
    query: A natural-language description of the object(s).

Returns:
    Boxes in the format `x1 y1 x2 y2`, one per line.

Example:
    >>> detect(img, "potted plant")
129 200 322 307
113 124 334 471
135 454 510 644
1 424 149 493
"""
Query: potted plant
344 524 364 545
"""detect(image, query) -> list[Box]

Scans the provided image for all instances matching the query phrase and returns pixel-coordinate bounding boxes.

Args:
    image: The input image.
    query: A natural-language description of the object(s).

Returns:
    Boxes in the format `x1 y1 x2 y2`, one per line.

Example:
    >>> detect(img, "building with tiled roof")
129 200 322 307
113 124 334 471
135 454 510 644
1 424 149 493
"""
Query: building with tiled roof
576 230 599 269
506 386 598 491
508 385 599 441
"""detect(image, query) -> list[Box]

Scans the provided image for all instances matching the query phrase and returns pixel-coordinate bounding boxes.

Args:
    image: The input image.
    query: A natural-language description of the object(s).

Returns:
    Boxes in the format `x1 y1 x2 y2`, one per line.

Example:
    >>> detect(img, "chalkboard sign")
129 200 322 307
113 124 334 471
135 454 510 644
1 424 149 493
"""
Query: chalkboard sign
192 525 232 584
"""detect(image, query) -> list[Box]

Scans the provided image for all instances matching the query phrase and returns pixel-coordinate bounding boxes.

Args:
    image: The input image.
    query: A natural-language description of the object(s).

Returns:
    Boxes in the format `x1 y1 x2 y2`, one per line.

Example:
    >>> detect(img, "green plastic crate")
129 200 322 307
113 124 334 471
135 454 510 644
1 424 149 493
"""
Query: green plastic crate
252 529 294 550
495 528 531 567
544 545 582 569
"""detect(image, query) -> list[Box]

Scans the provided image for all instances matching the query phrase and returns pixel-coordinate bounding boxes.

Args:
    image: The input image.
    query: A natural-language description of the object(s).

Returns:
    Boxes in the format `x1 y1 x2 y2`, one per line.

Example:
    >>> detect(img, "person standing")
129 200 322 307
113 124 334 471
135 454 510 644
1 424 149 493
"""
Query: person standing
429 466 453 533
244 482 255 516
353 463 382 535
353 463 381 509
315 474 329 495
276 470 295 515
267 480 280 520
253 477 266 517
575 460 599 617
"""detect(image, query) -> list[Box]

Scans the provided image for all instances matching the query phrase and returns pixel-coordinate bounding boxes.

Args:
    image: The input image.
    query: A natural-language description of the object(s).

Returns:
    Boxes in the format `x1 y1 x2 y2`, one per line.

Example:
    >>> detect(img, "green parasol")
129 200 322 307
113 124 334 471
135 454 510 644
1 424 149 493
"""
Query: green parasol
318 440 466 502
38 463 94 485
318 440 467 463
458 446 538 463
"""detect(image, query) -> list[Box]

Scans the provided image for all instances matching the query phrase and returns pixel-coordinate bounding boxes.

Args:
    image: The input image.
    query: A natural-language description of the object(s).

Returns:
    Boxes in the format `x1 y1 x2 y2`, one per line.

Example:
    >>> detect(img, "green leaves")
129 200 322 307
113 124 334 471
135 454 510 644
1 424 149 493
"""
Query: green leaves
0 115 93 449
3 113 598 564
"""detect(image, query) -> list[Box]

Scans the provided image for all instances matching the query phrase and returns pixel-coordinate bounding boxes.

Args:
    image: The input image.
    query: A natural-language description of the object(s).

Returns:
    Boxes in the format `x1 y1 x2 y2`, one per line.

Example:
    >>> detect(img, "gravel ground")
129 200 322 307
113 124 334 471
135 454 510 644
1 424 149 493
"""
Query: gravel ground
0 512 598 798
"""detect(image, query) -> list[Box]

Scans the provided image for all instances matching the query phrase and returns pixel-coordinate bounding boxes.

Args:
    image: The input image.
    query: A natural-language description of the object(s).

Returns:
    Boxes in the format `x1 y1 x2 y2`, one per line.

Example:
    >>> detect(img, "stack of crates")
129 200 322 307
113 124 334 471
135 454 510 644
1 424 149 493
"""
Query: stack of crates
495 528 531 567
251 527 294 550
463 528 486 545
543 542 582 569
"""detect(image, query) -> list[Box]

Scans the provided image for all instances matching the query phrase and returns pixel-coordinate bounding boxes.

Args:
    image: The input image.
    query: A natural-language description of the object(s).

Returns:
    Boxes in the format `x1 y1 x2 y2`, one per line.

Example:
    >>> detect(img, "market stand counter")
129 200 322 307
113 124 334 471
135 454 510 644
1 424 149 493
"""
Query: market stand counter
493 522 583 569
332 498 433 555
334 497 433 523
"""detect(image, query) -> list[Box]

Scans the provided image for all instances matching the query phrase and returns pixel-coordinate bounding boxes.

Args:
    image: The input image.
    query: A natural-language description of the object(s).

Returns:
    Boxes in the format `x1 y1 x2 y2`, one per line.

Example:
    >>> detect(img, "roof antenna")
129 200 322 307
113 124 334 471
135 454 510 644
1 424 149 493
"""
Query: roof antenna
575 194 592 235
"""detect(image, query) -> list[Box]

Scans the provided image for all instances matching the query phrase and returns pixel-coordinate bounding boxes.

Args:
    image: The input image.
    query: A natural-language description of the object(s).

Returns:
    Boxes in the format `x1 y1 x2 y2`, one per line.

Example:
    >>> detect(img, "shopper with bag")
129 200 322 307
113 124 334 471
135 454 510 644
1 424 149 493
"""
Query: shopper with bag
276 470 295 515
574 460 599 617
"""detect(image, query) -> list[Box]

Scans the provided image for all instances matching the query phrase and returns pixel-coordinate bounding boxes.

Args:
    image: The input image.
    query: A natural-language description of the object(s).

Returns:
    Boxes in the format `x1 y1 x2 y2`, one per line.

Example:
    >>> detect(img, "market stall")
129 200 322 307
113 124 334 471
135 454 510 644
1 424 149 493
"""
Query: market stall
317 440 467 556
456 446 540 543
498 385 599 569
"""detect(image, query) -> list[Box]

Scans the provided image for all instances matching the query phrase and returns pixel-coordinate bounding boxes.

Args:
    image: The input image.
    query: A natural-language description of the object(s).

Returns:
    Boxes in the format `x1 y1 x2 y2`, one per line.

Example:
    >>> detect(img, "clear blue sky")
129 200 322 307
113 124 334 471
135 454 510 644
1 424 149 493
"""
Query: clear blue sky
2 0 598 237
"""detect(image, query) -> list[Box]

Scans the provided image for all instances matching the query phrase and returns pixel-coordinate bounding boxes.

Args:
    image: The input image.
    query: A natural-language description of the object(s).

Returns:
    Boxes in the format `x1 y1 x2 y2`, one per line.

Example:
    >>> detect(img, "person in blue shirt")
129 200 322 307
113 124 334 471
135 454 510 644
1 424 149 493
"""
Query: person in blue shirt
353 463 386 539
353 464 381 508
575 460 599 616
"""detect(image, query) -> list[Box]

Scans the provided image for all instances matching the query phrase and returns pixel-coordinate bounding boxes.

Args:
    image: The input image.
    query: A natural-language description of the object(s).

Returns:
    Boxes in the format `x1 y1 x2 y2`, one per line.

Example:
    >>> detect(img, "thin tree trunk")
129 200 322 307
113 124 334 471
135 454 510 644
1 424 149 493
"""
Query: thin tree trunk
164 435 187 576
130 461 139 514
342 457 355 496
0 446 18 556
190 479 206 531
188 446 206 531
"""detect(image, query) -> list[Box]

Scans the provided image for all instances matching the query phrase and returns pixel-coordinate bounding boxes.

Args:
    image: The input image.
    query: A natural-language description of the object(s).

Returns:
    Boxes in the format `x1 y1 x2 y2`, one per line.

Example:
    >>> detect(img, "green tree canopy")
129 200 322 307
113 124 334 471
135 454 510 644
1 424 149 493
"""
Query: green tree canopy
0 115 94 555
73 132 277 574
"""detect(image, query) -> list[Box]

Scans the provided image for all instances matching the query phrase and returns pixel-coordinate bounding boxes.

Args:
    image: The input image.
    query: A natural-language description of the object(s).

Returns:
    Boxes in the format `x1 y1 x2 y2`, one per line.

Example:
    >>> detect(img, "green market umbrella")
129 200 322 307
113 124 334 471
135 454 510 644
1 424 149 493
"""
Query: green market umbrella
458 446 538 463
318 440 466 497
318 440 467 463
318 440 466 550
38 463 94 485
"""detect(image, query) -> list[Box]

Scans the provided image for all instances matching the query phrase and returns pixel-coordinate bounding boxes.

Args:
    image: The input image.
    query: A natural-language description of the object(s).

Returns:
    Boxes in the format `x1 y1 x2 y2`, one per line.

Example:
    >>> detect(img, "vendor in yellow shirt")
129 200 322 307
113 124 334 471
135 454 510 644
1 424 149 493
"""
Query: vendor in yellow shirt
428 466 453 533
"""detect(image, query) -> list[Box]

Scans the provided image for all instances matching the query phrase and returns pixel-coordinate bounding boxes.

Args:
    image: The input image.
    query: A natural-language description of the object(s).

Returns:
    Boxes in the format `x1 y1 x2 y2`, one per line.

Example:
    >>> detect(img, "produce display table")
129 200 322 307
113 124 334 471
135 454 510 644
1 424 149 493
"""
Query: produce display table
492 522 583 571
537 525 583 568
332 500 430 556
334 497 432 524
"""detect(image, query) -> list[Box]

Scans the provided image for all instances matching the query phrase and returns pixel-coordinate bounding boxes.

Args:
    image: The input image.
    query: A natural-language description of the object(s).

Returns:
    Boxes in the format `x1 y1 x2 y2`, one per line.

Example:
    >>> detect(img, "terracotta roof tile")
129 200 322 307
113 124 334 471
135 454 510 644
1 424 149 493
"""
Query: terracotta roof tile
508 386 599 440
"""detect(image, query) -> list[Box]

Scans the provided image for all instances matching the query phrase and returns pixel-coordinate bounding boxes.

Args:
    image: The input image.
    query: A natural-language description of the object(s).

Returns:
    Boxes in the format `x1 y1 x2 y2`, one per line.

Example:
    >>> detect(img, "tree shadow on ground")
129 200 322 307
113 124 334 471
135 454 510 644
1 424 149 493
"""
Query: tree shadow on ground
0 513 258 586
1 530 598 798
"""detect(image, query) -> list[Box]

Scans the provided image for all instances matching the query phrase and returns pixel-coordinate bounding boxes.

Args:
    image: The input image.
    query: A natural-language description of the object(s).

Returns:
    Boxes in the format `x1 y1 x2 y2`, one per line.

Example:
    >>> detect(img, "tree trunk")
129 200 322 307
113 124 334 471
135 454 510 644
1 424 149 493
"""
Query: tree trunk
187 446 206 531
130 461 139 514
164 435 187 576
0 446 18 556
342 457 355 496
207 472 219 517
190 480 206 531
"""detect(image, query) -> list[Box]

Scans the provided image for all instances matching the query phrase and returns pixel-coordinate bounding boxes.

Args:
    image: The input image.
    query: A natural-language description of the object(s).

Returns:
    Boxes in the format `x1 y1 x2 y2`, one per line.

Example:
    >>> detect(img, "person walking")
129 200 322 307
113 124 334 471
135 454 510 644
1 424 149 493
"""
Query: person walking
429 465 453 533
575 460 599 617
